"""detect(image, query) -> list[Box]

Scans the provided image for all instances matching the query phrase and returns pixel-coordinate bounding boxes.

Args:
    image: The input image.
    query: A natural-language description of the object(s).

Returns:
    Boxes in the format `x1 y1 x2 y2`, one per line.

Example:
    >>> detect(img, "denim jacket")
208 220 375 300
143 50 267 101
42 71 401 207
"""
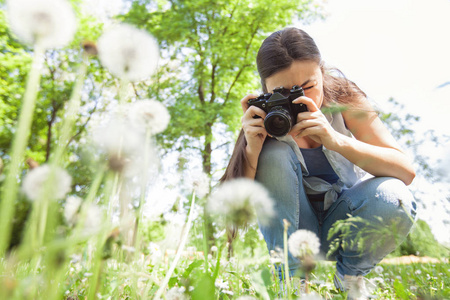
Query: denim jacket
276 112 372 210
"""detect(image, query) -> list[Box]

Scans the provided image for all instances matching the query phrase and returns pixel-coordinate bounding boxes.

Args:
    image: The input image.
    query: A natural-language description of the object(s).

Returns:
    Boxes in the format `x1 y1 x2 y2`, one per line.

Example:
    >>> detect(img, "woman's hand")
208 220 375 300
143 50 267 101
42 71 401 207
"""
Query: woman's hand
291 96 340 150
240 94 268 155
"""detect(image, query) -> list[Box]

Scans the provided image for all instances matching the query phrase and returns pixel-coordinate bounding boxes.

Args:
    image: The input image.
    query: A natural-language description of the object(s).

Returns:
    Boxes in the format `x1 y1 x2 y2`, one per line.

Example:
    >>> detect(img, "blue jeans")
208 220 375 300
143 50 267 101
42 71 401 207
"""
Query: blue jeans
255 138 417 278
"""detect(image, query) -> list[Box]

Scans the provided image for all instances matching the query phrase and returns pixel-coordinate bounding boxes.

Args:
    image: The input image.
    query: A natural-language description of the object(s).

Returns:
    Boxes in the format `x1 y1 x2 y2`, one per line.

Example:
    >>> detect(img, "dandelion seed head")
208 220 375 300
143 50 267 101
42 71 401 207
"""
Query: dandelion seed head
288 229 320 258
127 99 170 135
344 275 376 299
64 195 82 226
83 204 103 235
269 246 284 265
6 0 77 49
374 265 384 274
299 293 324 300
186 170 210 198
165 287 188 300
207 178 274 226
22 164 72 201
97 24 159 81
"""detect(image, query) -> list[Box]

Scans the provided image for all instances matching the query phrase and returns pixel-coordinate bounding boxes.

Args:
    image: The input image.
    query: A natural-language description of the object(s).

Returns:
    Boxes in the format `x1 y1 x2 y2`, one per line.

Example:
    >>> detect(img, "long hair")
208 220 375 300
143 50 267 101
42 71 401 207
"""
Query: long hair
220 27 366 183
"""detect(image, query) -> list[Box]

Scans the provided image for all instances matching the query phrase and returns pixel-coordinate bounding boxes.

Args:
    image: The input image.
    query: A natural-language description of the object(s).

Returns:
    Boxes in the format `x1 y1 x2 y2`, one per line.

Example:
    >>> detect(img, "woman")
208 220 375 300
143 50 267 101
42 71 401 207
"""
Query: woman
221 27 417 297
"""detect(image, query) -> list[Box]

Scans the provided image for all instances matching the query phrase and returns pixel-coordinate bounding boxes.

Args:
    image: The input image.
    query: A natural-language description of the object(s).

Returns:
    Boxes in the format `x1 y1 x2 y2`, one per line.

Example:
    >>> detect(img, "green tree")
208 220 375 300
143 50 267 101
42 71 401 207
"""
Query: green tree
120 0 323 176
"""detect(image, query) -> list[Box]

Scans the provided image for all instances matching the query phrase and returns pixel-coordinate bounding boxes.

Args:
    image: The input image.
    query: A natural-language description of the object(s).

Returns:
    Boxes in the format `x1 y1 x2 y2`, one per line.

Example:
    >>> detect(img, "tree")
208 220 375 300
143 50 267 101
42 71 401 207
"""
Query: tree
120 0 323 177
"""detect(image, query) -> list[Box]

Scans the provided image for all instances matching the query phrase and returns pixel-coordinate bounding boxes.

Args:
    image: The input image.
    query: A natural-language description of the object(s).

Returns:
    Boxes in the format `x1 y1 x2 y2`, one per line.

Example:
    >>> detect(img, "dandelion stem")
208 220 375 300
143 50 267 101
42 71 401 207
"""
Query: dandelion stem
283 219 291 298
0 45 45 256
153 192 197 299
50 53 90 165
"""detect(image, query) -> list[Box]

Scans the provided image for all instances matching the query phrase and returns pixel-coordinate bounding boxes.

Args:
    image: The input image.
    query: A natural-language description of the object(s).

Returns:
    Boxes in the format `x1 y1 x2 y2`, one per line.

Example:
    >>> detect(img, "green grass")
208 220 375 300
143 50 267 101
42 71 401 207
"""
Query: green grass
4 243 445 300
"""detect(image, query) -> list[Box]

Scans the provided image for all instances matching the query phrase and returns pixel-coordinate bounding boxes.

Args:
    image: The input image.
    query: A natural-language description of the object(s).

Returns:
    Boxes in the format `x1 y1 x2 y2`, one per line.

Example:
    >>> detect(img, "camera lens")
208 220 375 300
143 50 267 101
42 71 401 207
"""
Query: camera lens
264 107 293 137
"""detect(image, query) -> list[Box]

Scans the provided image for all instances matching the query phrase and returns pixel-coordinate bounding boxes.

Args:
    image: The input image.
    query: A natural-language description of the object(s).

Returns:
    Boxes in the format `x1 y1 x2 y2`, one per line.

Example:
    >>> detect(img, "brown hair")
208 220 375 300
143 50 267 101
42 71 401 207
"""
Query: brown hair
220 27 367 182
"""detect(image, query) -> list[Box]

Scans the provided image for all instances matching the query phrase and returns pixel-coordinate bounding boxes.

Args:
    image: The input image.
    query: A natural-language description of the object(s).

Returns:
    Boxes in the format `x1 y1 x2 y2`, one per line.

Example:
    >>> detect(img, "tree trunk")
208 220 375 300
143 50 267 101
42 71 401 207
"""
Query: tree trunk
202 121 215 252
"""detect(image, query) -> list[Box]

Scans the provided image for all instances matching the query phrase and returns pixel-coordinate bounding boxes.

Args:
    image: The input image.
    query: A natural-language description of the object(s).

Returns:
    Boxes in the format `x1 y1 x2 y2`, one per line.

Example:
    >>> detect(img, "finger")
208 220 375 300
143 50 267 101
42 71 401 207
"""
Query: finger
241 94 259 113
295 126 322 138
244 105 267 119
243 117 265 127
292 96 319 112
296 111 323 122
244 126 267 137
293 119 321 131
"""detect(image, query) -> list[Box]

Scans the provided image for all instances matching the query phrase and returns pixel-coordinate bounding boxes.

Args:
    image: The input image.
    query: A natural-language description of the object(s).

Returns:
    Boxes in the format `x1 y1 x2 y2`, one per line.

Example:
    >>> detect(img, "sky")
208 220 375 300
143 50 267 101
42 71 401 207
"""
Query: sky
82 0 450 244
300 0 450 243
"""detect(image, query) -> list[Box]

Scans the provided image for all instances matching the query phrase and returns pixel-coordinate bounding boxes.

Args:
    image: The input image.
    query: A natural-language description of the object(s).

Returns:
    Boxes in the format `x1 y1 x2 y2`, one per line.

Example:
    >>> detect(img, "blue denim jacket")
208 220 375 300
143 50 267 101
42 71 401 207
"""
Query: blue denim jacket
276 112 372 210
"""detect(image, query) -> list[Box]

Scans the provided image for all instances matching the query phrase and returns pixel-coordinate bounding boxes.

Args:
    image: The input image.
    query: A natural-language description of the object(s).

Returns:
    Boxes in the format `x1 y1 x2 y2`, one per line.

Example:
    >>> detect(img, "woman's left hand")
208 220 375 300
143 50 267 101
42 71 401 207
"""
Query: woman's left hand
290 96 340 150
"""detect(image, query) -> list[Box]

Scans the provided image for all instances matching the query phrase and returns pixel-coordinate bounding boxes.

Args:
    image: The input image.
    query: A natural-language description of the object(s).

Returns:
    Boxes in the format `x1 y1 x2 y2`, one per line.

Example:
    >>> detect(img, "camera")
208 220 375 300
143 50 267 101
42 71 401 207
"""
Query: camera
247 85 307 137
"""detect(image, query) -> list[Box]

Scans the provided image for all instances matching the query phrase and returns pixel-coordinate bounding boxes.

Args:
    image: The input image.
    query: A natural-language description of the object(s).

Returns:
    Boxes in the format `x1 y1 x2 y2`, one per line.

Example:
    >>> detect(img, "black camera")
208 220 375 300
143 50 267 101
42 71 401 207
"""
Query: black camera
247 85 307 137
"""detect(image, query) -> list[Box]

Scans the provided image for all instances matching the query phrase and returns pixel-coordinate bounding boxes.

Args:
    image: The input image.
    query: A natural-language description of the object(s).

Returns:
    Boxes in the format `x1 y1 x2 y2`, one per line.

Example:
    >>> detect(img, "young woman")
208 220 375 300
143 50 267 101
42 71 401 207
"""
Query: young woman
221 27 417 296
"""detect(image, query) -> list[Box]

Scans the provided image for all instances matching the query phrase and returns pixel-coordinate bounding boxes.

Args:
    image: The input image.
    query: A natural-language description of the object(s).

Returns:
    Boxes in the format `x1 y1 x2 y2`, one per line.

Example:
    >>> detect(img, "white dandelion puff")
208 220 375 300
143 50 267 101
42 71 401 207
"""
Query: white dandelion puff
207 178 275 226
92 112 156 175
344 275 376 300
165 287 188 300
83 204 103 235
288 229 320 258
22 164 72 201
127 99 170 135
269 246 284 265
186 170 210 198
298 293 324 300
6 0 77 49
64 195 82 226
97 24 159 82
374 265 384 274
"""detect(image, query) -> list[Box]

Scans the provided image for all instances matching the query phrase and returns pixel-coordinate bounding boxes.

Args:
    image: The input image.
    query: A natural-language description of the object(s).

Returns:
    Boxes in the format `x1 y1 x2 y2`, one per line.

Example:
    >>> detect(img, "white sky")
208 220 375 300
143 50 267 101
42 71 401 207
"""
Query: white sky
300 0 450 244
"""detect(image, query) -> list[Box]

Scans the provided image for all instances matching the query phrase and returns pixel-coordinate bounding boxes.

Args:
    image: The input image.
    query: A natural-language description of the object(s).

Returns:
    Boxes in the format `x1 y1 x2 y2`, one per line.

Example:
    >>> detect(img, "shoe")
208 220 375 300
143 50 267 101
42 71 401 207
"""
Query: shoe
333 271 377 300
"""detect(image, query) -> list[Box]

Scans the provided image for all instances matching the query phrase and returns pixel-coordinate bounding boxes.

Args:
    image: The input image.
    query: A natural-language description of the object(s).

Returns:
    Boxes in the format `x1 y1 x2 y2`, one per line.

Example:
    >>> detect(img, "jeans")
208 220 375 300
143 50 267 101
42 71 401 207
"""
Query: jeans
255 138 417 278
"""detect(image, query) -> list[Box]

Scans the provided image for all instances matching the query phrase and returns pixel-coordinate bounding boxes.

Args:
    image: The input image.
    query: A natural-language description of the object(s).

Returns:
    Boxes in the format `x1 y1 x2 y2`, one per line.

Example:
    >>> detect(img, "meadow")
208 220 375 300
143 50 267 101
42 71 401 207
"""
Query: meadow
1 1 449 299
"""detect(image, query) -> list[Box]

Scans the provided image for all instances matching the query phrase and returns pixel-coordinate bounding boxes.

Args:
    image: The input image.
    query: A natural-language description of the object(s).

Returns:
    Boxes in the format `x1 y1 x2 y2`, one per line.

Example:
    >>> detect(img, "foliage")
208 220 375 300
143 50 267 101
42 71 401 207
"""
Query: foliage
390 219 450 258
119 0 324 175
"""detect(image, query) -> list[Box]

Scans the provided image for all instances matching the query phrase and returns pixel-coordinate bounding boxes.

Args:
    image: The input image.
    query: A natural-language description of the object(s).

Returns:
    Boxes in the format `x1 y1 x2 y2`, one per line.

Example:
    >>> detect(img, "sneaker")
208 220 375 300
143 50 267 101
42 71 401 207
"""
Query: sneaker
333 271 377 300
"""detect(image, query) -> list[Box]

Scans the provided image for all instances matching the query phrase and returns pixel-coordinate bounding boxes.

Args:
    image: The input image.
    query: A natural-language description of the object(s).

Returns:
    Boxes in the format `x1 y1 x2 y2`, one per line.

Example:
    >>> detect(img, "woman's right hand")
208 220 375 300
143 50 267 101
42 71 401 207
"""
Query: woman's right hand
240 94 268 156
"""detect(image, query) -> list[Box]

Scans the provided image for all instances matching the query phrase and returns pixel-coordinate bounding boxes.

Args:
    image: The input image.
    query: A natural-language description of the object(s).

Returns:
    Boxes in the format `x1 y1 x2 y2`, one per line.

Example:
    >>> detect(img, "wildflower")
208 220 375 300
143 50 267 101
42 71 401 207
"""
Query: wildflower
165 287 188 300
6 0 76 49
374 265 384 274
236 297 258 300
92 113 151 174
269 246 284 265
344 275 376 300
215 279 229 290
299 293 324 300
22 164 72 201
64 195 82 226
121 245 136 252
127 99 170 135
210 245 218 252
97 24 159 81
187 170 210 198
207 178 275 227
83 204 103 235
415 269 422 275
288 229 320 258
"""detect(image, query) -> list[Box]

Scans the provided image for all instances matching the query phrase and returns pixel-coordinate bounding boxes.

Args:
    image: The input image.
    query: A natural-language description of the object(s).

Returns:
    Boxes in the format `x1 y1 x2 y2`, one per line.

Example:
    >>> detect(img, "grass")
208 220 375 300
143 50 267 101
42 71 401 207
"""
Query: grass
3 239 446 300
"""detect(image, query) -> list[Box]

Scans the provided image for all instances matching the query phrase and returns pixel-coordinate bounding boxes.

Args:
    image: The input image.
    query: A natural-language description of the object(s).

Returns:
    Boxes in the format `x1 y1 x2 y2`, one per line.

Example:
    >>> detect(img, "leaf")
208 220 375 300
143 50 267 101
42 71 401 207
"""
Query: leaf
250 267 272 300
393 278 409 300
191 274 215 300
183 259 204 278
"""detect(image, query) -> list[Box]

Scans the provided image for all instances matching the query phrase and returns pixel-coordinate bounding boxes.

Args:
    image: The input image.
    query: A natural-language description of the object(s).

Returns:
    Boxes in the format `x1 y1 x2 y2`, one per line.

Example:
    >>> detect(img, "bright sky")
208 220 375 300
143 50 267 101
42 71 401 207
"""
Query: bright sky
300 0 450 244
